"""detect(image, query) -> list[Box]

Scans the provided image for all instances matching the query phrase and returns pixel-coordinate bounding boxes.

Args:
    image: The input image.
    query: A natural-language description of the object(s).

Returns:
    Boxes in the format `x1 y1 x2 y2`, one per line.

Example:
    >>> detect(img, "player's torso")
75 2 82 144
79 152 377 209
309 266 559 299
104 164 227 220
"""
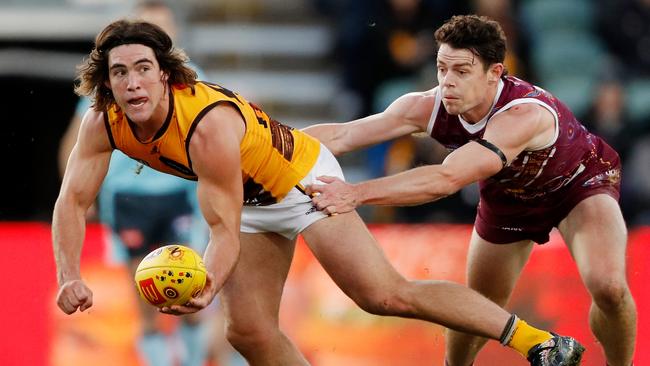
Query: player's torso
428 76 619 205
104 82 321 205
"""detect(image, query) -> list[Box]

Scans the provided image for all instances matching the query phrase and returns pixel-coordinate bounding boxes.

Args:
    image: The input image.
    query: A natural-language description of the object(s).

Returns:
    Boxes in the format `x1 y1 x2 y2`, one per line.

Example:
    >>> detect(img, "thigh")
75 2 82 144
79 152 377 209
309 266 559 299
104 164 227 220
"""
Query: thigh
558 194 628 285
466 228 534 304
301 211 405 297
220 232 296 327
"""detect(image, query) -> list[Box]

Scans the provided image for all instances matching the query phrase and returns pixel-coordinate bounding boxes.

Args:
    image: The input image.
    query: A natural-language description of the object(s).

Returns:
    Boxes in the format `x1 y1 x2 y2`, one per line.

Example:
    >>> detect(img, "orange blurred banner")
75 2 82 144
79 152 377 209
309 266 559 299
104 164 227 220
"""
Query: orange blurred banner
2 223 647 365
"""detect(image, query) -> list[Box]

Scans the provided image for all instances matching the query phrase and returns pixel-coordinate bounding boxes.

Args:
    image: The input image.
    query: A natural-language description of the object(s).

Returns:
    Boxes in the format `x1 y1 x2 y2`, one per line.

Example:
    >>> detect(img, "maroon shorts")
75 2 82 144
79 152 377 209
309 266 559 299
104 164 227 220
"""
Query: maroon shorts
474 169 621 245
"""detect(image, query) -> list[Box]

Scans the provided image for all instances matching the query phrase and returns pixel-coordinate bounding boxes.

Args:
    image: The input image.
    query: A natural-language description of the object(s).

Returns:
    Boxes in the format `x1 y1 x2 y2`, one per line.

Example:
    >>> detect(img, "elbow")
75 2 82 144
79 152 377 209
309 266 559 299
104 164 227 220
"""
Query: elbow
327 142 347 156
434 181 462 199
315 135 347 156
436 167 464 197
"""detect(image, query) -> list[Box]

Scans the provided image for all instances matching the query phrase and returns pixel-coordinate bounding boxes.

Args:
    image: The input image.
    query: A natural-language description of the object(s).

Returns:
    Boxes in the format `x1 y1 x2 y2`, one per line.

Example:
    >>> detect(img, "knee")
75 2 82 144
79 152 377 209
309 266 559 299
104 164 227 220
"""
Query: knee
587 278 631 312
225 319 278 354
350 281 414 317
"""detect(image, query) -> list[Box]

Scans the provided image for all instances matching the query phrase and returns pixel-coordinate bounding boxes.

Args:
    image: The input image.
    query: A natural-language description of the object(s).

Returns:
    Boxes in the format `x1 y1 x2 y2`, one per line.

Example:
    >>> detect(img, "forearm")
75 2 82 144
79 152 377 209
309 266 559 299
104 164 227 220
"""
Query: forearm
202 226 240 292
52 198 87 286
354 165 459 207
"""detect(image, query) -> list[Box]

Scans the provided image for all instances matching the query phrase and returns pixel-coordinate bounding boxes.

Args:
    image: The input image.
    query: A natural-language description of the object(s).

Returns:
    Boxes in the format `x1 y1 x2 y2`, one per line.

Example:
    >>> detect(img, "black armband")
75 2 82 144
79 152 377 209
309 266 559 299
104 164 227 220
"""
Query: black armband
499 314 519 345
476 139 507 168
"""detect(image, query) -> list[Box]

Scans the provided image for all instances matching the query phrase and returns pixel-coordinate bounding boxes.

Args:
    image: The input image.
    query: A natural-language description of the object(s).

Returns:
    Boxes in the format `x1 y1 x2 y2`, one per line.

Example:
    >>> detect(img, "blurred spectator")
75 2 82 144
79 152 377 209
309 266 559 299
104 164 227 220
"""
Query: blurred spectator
321 0 469 118
474 0 531 78
625 134 650 226
597 0 650 77
583 77 636 161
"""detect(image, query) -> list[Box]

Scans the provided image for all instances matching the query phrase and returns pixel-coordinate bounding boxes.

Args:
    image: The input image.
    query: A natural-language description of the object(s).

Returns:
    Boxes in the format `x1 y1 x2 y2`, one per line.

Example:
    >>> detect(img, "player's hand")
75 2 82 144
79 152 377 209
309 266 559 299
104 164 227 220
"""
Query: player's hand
56 279 93 314
159 271 217 315
306 175 358 215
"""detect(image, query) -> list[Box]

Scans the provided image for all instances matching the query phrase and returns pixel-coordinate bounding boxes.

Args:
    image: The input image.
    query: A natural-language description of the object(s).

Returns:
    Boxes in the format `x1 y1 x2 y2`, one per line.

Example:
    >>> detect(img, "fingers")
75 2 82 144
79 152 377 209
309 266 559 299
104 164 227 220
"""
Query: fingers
58 296 77 315
159 304 199 315
79 296 93 312
56 281 93 314
316 175 337 183
160 272 216 316
159 296 207 315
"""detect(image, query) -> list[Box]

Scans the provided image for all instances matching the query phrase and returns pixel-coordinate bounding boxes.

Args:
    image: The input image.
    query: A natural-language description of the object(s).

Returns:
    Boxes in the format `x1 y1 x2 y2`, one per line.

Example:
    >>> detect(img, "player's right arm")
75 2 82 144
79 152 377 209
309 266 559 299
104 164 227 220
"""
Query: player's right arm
52 109 112 314
302 88 436 155
161 104 245 315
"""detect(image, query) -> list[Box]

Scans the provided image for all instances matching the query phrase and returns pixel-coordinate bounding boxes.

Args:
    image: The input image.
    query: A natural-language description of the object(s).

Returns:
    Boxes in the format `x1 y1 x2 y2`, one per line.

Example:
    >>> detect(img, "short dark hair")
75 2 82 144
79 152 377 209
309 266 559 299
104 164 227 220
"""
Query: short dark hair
75 19 197 111
434 15 508 75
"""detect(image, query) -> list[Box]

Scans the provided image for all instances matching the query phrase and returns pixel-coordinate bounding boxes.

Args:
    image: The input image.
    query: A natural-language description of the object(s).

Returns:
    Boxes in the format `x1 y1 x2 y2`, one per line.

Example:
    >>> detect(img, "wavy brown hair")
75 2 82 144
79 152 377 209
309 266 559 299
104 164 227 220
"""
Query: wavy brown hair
435 15 508 76
75 19 197 111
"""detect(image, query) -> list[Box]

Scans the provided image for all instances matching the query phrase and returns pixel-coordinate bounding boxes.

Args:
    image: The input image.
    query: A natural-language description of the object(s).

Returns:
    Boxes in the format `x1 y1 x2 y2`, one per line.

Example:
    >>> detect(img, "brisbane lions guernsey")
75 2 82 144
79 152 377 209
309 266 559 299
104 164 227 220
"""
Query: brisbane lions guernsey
426 76 620 213
103 81 321 206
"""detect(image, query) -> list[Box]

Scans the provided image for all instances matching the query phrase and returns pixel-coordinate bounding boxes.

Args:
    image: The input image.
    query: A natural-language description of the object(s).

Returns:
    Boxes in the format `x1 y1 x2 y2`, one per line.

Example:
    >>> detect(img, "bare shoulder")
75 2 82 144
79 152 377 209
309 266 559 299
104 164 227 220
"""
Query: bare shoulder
493 102 555 133
485 102 555 152
78 108 112 153
79 108 104 133
501 102 545 118
388 87 438 129
190 103 245 145
188 103 245 175
398 87 437 106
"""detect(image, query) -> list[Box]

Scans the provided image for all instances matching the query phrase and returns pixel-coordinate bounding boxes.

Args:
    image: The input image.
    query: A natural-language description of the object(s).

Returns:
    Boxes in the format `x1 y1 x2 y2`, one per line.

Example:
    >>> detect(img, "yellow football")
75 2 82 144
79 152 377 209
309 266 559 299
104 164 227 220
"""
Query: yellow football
134 245 207 308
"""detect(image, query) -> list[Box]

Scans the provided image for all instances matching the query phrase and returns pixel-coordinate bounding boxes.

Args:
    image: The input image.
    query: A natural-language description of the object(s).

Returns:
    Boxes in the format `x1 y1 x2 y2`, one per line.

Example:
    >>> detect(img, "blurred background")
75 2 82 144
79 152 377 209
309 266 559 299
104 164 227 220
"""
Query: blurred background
0 0 648 365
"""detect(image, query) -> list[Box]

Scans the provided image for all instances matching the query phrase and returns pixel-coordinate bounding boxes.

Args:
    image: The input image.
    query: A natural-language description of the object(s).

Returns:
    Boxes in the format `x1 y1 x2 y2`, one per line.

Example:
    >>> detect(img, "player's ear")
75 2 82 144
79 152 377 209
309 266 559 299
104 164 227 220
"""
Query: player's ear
161 71 169 82
488 63 504 83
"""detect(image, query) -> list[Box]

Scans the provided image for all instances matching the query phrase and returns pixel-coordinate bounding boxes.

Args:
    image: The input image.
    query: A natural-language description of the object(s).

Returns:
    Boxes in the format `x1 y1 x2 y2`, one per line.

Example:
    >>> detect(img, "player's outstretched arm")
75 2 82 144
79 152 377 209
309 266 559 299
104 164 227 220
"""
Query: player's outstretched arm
302 90 434 155
307 103 552 214
161 105 244 315
52 110 112 314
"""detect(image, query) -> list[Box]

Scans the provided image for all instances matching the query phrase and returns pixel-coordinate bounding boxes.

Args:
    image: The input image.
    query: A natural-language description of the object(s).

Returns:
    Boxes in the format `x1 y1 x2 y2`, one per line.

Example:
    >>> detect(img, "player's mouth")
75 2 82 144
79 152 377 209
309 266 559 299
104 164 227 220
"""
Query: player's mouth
128 97 148 107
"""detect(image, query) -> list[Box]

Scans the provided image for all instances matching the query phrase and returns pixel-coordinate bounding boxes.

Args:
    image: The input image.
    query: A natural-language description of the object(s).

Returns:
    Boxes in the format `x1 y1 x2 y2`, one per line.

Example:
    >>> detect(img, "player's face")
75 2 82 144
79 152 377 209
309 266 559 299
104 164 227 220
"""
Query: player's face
106 44 168 125
436 44 497 121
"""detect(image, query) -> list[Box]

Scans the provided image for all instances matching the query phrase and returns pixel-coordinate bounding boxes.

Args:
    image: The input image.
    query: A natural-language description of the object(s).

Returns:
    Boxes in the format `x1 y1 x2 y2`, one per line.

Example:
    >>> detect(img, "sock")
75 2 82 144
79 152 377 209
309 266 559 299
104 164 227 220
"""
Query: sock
139 332 173 366
505 318 553 357
179 322 207 366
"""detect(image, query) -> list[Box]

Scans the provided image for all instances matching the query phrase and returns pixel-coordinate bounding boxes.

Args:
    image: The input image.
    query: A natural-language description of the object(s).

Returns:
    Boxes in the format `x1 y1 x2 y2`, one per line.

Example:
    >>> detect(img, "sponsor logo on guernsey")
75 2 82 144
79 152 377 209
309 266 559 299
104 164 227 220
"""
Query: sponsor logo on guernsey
500 226 524 232
582 168 621 187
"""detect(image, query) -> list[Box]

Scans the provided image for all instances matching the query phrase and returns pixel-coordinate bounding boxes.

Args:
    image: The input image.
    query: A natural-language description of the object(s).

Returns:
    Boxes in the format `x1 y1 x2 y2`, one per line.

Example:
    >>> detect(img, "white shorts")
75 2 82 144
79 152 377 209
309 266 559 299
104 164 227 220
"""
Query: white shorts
240 144 345 240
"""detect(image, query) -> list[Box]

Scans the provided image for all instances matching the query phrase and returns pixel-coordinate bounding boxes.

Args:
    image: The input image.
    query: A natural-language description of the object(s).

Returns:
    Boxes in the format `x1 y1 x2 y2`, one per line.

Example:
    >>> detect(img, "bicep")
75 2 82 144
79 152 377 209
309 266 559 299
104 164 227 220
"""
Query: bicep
189 108 244 230
342 92 433 148
59 112 112 208
440 142 504 188
482 104 553 163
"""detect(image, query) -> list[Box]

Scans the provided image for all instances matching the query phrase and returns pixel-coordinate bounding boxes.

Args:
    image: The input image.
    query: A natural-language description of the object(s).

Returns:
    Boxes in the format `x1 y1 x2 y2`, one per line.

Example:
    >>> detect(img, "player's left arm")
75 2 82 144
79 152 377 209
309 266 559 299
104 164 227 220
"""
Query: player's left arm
162 104 244 315
308 103 553 213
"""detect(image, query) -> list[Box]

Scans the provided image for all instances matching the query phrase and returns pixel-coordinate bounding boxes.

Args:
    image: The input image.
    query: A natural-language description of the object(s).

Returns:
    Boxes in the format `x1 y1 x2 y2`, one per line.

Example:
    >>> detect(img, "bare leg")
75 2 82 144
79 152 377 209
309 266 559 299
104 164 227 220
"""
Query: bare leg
445 229 534 366
301 212 512 340
559 194 637 366
220 232 309 366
